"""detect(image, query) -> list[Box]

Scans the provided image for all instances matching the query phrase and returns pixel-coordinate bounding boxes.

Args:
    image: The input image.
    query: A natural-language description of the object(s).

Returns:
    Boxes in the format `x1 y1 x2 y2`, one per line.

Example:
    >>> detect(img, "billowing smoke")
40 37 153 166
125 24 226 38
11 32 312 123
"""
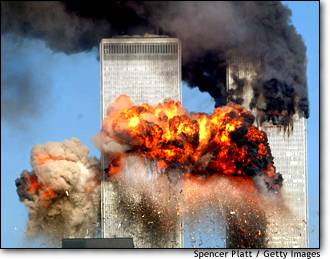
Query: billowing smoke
1 2 109 54
2 1 308 127
15 138 101 243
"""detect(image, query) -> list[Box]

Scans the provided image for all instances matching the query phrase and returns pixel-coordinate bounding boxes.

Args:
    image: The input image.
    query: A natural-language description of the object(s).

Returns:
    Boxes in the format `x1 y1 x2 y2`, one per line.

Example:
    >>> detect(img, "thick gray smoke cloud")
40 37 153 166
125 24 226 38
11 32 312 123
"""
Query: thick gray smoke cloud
15 138 101 244
2 1 308 127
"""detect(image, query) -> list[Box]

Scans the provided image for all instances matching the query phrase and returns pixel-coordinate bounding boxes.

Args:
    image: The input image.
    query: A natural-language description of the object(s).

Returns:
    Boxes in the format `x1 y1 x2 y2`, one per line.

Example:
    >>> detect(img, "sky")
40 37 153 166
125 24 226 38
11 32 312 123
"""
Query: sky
1 1 319 248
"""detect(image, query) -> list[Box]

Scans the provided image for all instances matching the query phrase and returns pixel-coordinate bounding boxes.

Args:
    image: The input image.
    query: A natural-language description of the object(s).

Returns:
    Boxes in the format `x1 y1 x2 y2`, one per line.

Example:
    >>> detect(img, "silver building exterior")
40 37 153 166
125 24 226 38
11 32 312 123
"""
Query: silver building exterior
100 36 182 248
227 58 308 248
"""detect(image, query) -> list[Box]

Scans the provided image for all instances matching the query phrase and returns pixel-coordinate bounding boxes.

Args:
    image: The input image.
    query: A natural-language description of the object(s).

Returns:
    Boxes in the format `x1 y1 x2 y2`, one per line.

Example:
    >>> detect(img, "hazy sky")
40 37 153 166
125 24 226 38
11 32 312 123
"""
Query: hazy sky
1 1 319 248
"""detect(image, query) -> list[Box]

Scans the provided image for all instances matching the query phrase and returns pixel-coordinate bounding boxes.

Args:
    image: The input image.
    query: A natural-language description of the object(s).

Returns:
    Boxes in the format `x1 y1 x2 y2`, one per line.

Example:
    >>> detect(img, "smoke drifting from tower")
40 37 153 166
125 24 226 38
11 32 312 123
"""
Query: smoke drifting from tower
2 1 308 126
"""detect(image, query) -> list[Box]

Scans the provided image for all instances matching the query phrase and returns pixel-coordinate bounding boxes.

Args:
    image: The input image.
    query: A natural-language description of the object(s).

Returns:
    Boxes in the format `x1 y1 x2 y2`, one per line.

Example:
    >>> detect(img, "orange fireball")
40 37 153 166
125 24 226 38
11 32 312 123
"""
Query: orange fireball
103 95 282 190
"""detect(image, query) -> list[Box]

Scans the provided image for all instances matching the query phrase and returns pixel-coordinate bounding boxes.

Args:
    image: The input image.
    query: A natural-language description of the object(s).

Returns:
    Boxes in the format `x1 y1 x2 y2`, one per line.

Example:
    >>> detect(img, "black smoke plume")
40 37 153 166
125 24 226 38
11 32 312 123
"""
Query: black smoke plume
2 1 309 127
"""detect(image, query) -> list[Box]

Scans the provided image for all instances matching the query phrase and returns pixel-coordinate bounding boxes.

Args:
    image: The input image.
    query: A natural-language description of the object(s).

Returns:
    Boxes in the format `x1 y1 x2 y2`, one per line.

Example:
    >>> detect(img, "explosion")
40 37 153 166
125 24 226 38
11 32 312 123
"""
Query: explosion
91 95 285 247
15 138 100 243
16 97 284 247
95 95 283 191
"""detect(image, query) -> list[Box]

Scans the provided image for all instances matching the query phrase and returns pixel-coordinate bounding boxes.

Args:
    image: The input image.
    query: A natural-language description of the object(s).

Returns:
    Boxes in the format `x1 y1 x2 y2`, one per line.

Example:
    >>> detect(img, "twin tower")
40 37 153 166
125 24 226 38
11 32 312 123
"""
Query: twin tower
99 36 308 248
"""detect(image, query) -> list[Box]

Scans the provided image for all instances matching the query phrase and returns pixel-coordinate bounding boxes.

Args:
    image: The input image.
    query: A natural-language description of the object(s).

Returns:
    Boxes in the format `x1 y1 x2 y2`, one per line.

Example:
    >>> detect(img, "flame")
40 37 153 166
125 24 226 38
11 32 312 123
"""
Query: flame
26 173 41 194
21 172 56 207
40 187 56 201
103 95 278 181
128 116 140 128
34 153 65 165
106 154 124 177
22 159 100 207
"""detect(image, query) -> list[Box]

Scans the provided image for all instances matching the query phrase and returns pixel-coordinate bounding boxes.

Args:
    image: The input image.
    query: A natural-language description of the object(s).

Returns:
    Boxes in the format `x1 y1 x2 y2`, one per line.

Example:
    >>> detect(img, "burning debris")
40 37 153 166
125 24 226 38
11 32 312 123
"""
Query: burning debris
15 138 101 242
94 95 282 191
2 1 308 127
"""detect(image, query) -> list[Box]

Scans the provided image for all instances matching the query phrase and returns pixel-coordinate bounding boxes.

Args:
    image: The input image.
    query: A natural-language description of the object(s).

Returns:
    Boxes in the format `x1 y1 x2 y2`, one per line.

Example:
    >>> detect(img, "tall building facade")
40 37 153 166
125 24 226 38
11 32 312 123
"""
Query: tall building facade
99 36 182 247
227 58 308 248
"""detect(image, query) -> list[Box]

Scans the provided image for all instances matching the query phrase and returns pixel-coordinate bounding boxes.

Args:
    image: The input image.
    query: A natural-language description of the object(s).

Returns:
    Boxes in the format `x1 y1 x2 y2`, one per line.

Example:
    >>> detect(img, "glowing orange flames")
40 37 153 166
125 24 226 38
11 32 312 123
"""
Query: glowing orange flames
104 95 280 186
26 173 41 194
20 153 100 207
20 171 56 207
34 153 64 165
107 154 125 176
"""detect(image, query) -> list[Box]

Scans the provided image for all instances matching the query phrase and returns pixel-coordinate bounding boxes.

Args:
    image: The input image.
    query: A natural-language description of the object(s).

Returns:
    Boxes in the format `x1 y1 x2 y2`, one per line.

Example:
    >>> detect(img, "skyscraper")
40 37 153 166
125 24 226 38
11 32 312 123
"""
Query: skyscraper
99 36 182 248
227 58 308 248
